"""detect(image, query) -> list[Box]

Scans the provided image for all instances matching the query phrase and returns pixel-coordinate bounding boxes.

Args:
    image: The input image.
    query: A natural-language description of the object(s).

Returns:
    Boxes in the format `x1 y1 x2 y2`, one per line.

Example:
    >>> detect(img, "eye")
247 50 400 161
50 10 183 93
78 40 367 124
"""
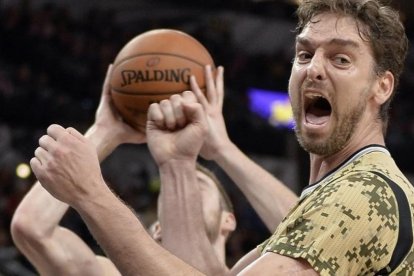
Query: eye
296 51 312 63
333 55 351 66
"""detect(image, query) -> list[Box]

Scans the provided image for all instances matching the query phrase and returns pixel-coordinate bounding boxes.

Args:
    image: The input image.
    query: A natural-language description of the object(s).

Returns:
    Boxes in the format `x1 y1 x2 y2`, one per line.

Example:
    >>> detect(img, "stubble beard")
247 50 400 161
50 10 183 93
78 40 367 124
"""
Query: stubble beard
293 95 367 156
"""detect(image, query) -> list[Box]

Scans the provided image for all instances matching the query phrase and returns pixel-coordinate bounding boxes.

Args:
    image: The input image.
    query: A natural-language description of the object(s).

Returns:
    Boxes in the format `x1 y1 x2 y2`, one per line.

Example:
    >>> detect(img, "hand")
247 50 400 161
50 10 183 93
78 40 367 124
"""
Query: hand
91 64 146 146
191 65 231 160
146 91 208 166
30 124 106 206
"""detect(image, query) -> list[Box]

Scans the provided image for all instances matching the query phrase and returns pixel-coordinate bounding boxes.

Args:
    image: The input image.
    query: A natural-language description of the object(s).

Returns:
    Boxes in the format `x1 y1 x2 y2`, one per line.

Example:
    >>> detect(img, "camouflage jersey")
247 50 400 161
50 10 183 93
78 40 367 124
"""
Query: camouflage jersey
259 145 414 275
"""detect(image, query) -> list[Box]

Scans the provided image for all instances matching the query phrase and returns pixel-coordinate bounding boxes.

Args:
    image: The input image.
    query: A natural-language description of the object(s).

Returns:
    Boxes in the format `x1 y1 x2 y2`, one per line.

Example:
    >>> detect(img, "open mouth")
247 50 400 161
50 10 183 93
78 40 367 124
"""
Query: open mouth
305 95 332 125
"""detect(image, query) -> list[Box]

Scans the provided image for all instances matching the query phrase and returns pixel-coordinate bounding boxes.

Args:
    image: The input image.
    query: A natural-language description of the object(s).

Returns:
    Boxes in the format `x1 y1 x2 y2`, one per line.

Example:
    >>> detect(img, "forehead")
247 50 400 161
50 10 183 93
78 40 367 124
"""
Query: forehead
297 12 369 51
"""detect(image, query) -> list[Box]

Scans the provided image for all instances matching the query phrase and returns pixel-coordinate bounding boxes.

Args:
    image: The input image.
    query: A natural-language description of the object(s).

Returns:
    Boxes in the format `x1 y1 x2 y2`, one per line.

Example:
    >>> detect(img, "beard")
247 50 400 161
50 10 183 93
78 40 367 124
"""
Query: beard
294 92 368 156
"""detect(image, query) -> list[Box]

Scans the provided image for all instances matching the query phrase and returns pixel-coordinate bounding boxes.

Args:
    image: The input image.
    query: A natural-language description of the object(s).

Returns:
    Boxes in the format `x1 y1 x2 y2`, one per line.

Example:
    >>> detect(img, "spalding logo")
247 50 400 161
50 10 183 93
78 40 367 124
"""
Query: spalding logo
120 68 191 87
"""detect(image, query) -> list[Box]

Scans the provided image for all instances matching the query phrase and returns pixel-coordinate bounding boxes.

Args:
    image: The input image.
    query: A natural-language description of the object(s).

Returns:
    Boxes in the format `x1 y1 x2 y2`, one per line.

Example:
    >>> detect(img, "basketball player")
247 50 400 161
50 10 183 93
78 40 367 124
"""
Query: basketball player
29 0 414 274
11 66 235 275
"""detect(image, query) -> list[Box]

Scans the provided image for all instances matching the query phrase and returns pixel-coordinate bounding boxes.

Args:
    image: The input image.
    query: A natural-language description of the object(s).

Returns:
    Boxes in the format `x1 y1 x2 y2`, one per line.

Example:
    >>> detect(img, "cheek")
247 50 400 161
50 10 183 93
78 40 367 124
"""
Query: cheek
288 67 304 97
202 197 221 223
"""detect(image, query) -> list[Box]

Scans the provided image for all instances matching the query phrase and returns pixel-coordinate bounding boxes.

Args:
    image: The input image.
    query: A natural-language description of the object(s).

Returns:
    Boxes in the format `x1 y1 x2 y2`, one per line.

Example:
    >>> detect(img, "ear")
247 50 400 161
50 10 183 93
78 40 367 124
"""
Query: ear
373 71 394 105
149 221 162 243
221 211 236 234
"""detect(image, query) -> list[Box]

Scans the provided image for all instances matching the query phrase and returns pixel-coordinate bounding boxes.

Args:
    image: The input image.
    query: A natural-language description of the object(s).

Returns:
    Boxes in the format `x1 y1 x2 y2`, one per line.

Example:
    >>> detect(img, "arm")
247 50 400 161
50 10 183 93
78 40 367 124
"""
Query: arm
229 249 316 276
10 124 119 276
28 94 209 275
10 183 118 276
238 252 317 276
192 66 298 231
74 181 204 276
11 65 144 276
146 92 227 274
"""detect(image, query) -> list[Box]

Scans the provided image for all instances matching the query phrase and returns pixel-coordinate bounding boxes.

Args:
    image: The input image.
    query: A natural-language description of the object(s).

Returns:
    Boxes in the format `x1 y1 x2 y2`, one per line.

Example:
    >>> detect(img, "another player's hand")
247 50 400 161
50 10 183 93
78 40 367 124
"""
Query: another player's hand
147 91 208 166
30 124 107 207
92 64 146 146
191 65 231 160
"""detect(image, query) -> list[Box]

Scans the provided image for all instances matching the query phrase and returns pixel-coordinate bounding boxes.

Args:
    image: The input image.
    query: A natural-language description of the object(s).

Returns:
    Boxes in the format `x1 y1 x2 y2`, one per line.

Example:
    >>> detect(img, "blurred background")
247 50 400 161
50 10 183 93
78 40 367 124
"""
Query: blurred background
0 0 414 274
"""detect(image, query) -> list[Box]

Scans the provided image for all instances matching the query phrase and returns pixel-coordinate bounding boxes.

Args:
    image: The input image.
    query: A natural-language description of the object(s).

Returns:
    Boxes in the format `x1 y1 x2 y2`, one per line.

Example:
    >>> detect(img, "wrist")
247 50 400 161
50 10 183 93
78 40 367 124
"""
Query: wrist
213 141 239 165
158 158 197 173
71 178 114 213
85 125 120 161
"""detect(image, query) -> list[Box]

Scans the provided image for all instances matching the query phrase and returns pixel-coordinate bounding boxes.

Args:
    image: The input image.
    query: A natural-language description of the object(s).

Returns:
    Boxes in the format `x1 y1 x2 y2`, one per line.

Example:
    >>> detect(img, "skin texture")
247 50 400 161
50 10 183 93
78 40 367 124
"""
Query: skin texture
231 12 393 275
11 66 233 275
27 10 395 274
288 13 393 184
192 65 298 232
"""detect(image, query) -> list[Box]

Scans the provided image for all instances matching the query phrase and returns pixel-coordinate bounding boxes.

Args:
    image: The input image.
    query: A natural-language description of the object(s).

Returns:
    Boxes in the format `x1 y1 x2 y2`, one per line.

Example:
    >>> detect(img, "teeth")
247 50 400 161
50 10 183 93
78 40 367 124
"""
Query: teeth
306 93 325 99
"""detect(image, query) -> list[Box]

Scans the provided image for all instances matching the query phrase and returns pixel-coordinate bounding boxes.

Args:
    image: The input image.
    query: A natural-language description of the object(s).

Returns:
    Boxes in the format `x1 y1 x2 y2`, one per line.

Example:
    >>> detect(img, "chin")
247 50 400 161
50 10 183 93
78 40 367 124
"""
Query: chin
297 132 344 156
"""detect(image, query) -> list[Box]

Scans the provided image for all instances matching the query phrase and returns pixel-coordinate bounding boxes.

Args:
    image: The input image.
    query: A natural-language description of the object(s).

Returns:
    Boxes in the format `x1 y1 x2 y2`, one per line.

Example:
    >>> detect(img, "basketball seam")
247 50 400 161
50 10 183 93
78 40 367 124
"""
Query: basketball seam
114 53 212 68
112 86 207 95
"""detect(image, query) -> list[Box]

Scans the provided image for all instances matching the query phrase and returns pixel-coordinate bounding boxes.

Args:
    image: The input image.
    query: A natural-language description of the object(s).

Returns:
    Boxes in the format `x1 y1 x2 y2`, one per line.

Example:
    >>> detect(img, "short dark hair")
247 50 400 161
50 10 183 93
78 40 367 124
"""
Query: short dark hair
296 0 409 133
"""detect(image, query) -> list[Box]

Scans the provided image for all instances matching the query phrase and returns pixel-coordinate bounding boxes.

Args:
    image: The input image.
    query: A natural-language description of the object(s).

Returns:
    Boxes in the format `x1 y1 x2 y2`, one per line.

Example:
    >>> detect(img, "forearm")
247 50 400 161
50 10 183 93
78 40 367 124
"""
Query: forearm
11 182 69 243
159 161 227 275
214 142 298 231
73 184 204 276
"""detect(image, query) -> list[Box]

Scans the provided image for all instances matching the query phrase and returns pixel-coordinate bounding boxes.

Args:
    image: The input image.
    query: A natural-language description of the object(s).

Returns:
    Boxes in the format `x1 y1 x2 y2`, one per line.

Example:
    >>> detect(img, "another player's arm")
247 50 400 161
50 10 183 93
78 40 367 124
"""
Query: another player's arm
193 66 298 231
147 92 228 275
11 65 140 276
10 127 123 276
10 183 117 276
68 179 204 276
158 161 228 275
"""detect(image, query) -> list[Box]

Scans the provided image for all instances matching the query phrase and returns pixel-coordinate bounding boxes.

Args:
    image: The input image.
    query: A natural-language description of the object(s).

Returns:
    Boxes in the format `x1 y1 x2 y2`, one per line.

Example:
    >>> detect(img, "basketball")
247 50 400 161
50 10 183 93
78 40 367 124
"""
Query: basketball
110 29 215 132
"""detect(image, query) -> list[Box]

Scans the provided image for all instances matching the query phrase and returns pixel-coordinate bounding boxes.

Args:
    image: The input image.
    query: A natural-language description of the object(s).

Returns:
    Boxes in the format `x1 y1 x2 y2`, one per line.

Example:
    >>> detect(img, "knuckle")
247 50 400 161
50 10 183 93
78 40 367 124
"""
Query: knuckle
160 99 170 107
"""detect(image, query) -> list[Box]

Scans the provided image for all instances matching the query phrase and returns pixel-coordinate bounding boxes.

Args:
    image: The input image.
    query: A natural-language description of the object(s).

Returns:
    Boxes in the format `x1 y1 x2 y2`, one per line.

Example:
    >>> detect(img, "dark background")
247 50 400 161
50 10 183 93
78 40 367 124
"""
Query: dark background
0 0 414 274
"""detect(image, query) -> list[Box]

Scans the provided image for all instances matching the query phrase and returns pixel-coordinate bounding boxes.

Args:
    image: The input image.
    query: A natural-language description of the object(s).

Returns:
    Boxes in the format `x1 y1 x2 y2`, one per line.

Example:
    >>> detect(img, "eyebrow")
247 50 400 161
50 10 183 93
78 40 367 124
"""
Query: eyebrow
296 37 360 49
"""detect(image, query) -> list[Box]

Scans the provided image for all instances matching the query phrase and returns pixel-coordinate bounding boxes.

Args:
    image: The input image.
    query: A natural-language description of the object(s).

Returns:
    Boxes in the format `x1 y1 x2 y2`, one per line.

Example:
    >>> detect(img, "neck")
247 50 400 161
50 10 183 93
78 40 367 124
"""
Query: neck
308 123 385 184
212 235 227 268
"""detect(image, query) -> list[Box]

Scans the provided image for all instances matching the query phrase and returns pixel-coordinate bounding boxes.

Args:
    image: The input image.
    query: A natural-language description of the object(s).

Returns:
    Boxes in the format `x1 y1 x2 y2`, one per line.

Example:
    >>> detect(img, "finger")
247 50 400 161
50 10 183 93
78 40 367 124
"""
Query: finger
148 103 165 129
97 64 113 109
160 99 176 130
39 135 55 151
189 72 201 91
170 94 186 128
215 66 225 107
189 76 208 108
183 102 207 130
47 124 67 141
102 64 113 97
190 76 209 108
96 64 115 115
66 127 84 141
30 157 42 177
205 64 216 104
182 90 197 103
34 147 48 165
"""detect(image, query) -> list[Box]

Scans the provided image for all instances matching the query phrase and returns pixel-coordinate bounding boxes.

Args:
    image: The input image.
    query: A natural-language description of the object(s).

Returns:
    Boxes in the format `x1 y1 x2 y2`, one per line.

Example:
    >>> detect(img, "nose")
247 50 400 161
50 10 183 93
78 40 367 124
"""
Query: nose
306 52 326 82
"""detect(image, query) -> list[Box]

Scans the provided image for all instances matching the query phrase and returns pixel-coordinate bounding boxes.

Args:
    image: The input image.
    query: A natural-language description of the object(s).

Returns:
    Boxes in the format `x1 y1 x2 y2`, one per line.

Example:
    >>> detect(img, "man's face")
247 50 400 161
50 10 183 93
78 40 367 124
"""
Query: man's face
197 170 223 242
289 12 378 156
153 170 224 243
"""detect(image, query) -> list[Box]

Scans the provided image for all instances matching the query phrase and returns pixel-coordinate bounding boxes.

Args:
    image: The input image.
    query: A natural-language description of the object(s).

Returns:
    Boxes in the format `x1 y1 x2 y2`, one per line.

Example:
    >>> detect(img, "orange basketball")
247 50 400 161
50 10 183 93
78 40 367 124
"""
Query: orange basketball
110 29 215 132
